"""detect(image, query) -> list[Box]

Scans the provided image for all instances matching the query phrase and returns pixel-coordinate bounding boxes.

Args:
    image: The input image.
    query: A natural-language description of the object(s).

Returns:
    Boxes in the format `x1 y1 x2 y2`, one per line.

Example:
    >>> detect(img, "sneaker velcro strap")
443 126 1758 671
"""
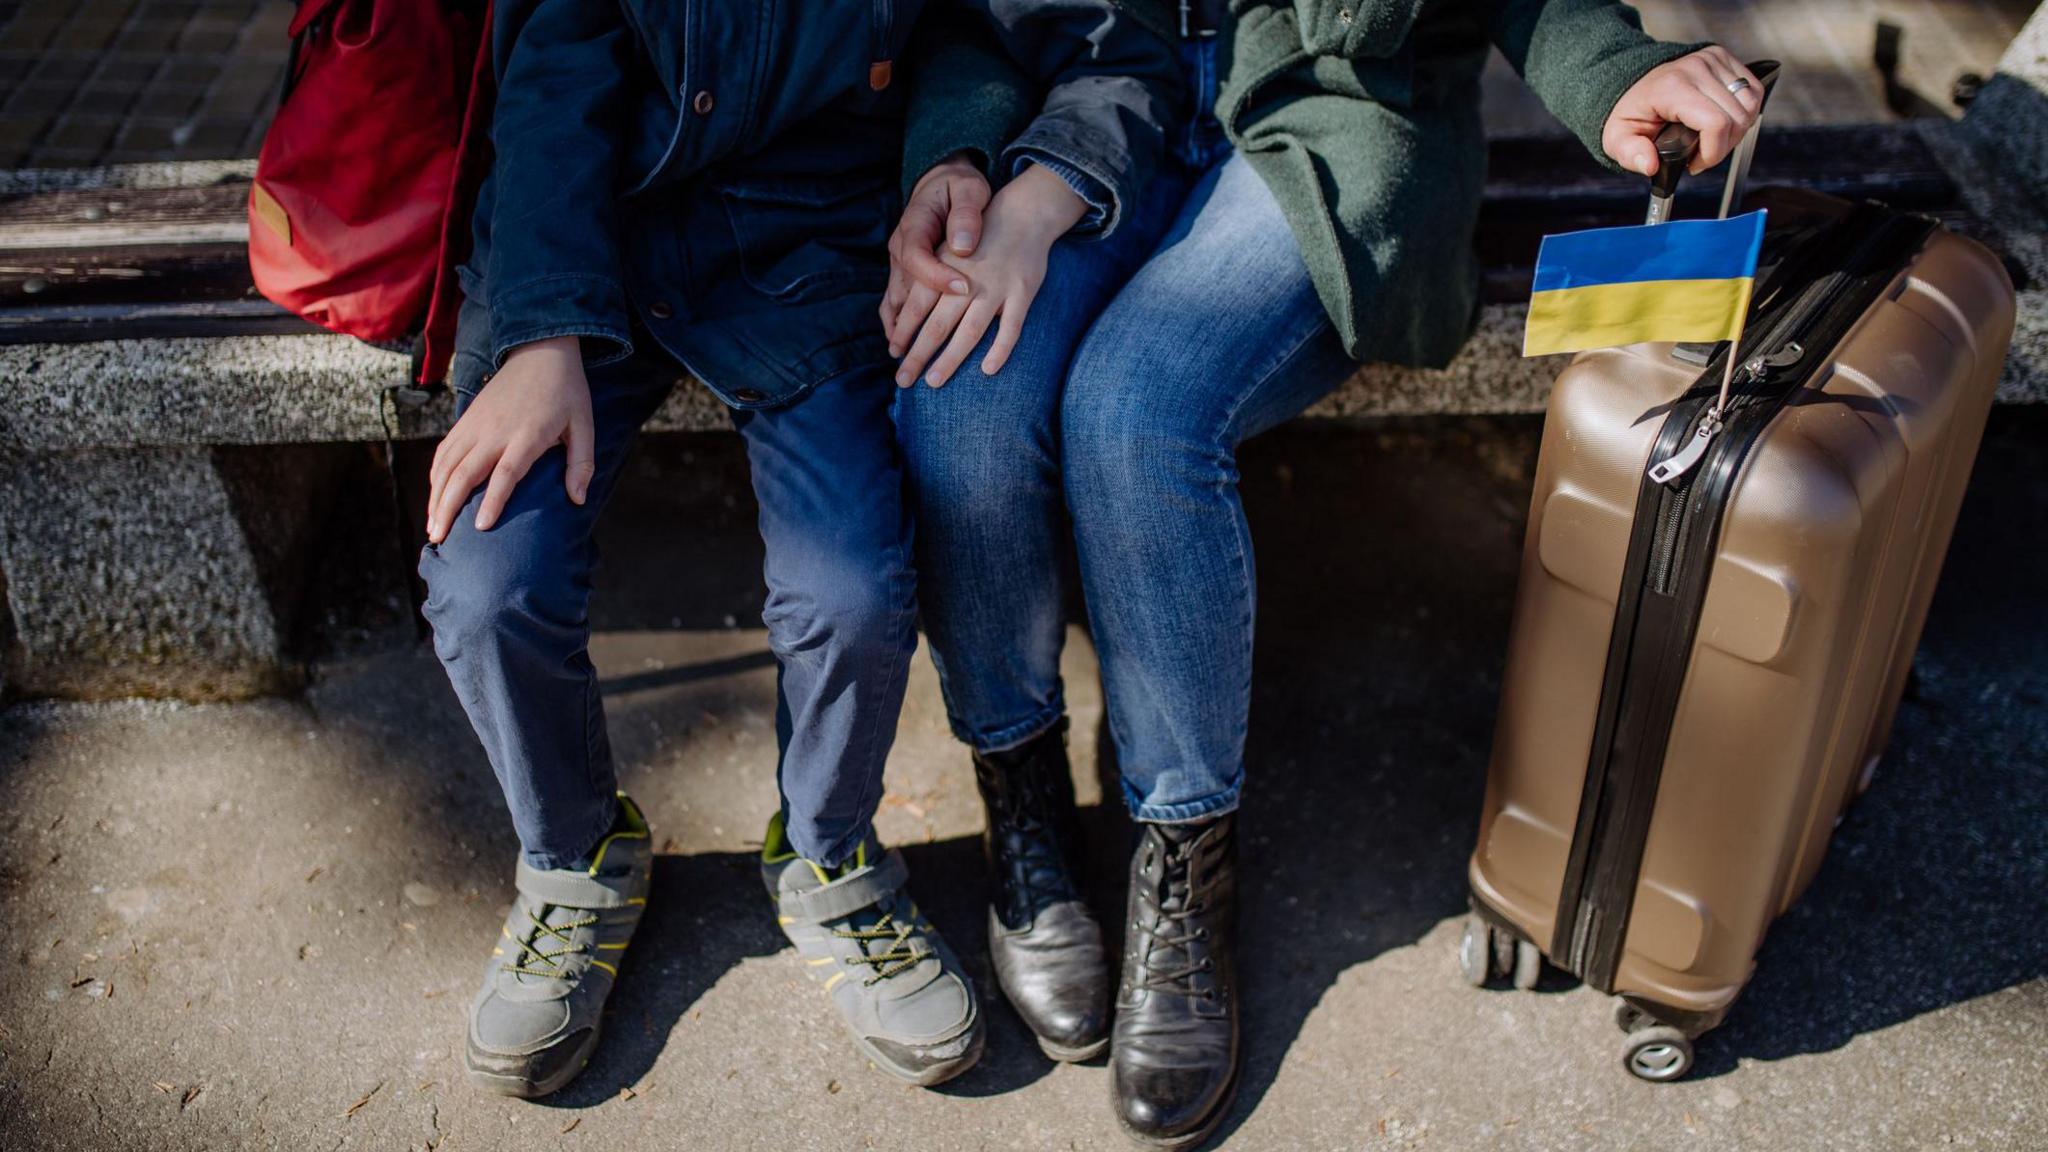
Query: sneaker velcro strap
515 858 643 910
778 849 910 924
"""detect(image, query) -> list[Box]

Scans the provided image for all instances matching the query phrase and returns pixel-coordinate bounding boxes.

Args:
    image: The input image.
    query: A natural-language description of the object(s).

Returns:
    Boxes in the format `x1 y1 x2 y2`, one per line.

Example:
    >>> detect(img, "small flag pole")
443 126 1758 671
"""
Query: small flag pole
1712 115 1764 417
1715 314 1744 416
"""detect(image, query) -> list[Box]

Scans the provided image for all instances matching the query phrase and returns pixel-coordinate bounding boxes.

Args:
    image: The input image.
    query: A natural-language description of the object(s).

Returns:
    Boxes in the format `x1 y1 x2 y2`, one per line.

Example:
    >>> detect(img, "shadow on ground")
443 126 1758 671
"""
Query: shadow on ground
2 412 2043 1149
1112 411 2044 1129
1687 408 2048 1075
1202 419 1538 1138
536 834 1069 1109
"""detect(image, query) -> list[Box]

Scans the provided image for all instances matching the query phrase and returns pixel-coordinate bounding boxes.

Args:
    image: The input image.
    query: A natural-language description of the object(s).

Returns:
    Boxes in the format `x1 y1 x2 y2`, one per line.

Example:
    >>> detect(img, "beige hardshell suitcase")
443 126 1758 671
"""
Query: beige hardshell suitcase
1461 182 2016 1080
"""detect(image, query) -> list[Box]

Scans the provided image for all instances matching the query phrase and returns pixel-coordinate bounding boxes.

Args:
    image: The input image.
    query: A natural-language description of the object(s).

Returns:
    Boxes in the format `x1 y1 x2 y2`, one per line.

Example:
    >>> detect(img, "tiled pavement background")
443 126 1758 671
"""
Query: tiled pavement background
0 0 2037 169
0 0 290 169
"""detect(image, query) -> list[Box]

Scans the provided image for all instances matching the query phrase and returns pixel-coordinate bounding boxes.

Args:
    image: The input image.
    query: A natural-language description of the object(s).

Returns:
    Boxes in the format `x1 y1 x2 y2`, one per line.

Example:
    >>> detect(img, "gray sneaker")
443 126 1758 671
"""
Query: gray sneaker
465 795 652 1098
760 812 984 1086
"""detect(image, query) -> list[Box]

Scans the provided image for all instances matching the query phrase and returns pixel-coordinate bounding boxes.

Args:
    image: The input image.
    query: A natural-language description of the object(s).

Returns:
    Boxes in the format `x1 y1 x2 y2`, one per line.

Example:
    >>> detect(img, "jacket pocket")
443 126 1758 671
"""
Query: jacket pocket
1344 51 1415 109
716 178 894 303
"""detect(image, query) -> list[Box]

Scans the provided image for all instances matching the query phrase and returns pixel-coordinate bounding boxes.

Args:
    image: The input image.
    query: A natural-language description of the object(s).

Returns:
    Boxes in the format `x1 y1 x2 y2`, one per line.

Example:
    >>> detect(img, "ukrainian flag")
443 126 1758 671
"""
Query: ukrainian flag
1523 210 1767 357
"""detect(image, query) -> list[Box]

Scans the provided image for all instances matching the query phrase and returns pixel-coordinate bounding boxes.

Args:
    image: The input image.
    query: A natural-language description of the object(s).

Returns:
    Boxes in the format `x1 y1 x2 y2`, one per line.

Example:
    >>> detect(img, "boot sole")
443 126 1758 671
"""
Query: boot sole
1036 1033 1110 1063
463 1024 603 1099
1115 1060 1240 1152
998 964 1108 1064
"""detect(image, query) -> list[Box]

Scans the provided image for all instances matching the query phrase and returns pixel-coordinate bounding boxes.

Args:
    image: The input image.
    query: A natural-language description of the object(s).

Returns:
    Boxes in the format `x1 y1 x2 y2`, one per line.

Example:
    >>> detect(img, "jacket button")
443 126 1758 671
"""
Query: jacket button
692 90 715 115
734 387 766 403
647 301 673 320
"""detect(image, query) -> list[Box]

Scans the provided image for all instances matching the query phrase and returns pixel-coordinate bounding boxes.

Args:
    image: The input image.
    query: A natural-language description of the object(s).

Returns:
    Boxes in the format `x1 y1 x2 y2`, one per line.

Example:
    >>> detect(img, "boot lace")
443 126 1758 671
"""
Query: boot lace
992 776 1073 910
503 904 598 980
1132 838 1214 998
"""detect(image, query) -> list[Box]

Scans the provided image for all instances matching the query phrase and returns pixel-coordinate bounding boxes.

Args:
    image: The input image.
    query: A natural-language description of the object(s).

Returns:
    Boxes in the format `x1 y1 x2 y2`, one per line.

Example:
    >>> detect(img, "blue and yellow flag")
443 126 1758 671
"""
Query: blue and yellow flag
1523 210 1767 357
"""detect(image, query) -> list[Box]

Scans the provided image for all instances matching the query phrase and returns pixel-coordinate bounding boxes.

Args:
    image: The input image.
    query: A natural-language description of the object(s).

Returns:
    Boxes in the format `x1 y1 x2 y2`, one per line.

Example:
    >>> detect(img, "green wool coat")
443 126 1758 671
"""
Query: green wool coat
1217 0 1701 365
905 0 1701 367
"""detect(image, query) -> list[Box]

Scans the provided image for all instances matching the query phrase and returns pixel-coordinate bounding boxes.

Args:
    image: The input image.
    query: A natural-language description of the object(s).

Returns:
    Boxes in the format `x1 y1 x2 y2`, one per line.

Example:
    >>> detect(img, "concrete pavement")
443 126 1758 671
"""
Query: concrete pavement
1 414 2044 1150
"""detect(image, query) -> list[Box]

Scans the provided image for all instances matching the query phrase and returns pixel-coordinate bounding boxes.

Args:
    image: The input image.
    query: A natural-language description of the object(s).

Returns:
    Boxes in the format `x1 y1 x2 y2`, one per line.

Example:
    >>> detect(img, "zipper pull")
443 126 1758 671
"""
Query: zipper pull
1737 340 1807 387
1751 340 1804 380
1647 409 1723 485
1643 341 1801 486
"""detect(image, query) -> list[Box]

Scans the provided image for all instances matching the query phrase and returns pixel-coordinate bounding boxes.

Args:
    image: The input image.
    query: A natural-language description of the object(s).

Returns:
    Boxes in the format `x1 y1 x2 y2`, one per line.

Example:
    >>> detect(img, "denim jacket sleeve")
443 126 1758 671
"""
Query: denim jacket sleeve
961 0 1183 238
481 0 637 369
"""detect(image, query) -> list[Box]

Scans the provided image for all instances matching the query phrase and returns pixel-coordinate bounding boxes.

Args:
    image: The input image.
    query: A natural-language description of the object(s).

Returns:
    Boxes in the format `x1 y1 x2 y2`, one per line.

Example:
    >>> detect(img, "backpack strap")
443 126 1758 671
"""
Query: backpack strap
288 0 347 38
417 0 496 385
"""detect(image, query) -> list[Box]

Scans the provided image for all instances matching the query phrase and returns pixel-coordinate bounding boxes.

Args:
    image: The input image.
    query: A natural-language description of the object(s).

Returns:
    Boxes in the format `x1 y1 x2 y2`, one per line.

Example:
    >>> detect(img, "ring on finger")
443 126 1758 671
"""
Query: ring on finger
1725 77 1751 95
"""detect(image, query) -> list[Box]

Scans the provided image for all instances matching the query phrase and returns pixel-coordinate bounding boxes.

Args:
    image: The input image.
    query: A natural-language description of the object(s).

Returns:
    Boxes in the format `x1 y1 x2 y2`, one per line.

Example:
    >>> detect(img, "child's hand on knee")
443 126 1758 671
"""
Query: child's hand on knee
1602 47 1763 177
889 163 1085 388
426 335 596 544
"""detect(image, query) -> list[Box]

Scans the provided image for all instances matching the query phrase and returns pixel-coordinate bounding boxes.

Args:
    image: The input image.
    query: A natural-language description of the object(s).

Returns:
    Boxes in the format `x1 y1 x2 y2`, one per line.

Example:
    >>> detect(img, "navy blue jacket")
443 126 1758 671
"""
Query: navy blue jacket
455 1 1180 408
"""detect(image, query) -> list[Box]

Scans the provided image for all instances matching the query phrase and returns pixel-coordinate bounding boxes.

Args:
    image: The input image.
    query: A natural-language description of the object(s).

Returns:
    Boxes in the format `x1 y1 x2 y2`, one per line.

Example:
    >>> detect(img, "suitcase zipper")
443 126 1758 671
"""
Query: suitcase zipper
1642 344 1803 593
1644 411 1722 488
1552 205 1936 996
1637 208 1850 493
1645 341 1805 488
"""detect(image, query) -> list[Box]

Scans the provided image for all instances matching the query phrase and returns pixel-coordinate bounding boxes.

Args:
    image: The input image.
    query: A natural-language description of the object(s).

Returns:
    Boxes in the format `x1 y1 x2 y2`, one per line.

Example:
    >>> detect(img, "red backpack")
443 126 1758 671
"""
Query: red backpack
249 0 494 386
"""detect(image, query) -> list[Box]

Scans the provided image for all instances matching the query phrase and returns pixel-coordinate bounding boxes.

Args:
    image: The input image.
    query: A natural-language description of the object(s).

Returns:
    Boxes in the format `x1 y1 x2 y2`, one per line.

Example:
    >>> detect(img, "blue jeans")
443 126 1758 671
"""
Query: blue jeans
895 45 1354 822
421 349 916 870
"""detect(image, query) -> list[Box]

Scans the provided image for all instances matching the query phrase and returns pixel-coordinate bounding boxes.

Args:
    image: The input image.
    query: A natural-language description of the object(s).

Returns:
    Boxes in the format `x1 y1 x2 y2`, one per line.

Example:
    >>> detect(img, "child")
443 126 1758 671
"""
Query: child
421 1 1178 1096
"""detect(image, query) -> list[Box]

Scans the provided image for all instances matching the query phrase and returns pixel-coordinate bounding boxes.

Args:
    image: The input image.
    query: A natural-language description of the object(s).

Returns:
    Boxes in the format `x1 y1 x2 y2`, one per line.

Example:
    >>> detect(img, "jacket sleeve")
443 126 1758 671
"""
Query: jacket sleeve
481 0 636 369
1484 0 1704 172
901 12 1037 201
964 0 1183 238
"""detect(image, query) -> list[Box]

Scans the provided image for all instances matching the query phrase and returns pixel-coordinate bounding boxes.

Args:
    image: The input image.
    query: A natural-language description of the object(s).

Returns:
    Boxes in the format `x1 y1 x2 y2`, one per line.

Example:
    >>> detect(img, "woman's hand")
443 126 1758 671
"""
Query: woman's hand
889 163 1087 387
882 154 990 347
426 335 595 544
1602 47 1763 177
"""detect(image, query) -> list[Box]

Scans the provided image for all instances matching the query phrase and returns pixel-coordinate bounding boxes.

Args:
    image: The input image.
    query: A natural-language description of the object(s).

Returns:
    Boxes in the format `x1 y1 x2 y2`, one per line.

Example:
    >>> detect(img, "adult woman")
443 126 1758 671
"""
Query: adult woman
886 1 1760 1144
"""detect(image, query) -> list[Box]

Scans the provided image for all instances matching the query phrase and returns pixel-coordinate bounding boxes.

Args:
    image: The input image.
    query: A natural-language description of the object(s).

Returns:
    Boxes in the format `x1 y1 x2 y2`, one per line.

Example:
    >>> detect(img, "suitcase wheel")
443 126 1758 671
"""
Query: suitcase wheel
1491 919 1517 976
1458 914 1546 990
1613 999 1652 1033
1458 915 1495 986
1620 1024 1694 1082
1510 938 1542 990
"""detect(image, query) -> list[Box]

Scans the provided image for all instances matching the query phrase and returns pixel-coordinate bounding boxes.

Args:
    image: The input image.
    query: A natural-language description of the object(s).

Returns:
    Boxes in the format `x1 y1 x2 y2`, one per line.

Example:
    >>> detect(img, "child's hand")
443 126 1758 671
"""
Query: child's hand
426 335 595 544
1603 47 1762 177
890 163 1087 387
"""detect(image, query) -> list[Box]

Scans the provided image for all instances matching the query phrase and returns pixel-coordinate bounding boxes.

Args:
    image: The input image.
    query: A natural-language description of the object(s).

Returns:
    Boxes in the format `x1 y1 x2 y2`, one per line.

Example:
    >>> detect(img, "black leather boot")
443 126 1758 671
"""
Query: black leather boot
972 719 1110 1061
1110 814 1238 1149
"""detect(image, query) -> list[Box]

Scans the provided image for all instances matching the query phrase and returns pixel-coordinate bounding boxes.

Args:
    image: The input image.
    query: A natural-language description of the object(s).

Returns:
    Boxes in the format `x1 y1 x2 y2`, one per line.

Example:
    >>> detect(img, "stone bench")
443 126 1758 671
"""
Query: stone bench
4 36 2045 700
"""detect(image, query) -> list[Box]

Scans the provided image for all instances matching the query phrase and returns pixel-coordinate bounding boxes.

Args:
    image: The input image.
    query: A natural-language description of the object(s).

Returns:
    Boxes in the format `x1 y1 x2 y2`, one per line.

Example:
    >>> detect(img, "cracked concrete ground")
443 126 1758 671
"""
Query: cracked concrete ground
1 414 2044 1151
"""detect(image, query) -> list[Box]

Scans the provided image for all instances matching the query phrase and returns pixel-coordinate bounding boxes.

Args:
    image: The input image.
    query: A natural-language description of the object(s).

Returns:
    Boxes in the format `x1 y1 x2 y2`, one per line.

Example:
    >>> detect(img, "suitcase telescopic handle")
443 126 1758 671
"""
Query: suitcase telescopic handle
1645 59 1781 225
